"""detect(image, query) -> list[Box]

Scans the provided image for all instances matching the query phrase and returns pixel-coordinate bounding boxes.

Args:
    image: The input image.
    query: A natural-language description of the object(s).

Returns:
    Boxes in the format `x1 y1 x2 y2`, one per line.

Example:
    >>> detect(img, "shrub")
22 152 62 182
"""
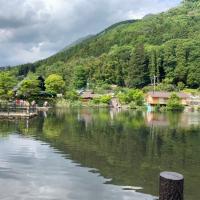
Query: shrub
65 90 79 101
99 95 112 104
93 95 112 105
166 93 184 111
92 97 101 104
45 74 65 94
155 104 161 112
117 89 144 106
177 82 185 91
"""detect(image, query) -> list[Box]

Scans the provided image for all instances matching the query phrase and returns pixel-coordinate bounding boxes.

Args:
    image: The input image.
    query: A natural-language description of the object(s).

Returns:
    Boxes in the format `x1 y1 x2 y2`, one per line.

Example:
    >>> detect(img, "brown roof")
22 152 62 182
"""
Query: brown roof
81 91 94 99
80 91 101 99
147 91 189 99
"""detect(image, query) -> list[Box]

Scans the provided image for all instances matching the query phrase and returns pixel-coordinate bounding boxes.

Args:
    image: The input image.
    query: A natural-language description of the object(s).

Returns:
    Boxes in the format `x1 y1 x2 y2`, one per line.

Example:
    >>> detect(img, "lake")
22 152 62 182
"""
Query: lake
0 108 199 200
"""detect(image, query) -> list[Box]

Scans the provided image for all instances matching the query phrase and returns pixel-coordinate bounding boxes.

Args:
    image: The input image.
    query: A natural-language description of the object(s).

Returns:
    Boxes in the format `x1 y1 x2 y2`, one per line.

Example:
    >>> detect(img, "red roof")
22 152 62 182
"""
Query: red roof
147 91 189 99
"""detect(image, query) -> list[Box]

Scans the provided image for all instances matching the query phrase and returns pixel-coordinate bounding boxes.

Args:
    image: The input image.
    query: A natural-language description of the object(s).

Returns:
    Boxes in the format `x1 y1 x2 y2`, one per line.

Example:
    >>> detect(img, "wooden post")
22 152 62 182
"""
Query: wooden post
159 171 184 200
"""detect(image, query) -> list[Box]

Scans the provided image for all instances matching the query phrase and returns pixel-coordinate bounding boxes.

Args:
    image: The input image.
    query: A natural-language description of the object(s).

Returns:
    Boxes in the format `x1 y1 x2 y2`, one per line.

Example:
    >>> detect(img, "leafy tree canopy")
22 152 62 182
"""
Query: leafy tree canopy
0 72 16 100
45 74 65 94
17 76 40 100
166 93 184 111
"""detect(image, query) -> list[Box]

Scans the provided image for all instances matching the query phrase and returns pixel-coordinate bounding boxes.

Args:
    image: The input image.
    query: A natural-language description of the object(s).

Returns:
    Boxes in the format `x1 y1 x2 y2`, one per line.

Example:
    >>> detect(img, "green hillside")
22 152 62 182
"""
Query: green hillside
6 0 200 90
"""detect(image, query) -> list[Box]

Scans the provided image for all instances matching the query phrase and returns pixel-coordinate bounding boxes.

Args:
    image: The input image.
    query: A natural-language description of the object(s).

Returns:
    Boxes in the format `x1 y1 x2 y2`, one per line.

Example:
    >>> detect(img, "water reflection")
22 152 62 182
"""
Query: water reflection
145 111 200 128
0 109 200 200
0 134 156 200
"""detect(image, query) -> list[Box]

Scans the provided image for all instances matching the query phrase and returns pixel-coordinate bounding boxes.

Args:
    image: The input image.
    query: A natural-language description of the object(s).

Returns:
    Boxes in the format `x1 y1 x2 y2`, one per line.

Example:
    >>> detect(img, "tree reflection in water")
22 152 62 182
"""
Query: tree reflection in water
0 108 199 200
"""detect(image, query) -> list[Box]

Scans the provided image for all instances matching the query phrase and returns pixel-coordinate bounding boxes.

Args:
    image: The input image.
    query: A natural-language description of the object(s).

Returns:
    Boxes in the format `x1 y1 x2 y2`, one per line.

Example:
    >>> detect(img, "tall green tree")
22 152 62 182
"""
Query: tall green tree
73 66 87 89
0 72 16 100
127 44 150 88
17 77 40 99
45 74 65 94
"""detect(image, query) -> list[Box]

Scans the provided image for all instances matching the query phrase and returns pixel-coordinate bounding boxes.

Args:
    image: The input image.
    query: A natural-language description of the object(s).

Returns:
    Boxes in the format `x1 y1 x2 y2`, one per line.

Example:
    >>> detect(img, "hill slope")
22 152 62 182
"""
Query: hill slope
11 0 200 89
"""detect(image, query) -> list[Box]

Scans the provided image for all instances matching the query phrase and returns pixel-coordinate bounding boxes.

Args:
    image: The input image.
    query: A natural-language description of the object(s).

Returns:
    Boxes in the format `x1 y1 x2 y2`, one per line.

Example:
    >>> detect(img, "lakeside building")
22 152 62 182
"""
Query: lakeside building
80 91 95 102
146 91 190 106
80 90 101 102
187 96 200 106
80 90 114 102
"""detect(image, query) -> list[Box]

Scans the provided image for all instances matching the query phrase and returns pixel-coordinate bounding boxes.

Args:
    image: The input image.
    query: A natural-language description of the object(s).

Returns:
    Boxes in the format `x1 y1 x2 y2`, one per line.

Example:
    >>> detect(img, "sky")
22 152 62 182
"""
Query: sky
0 0 181 67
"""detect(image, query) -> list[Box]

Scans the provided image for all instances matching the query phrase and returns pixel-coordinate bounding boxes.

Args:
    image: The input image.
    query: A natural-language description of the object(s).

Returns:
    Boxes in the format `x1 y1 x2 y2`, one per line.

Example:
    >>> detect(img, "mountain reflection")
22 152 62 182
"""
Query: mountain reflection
0 108 199 200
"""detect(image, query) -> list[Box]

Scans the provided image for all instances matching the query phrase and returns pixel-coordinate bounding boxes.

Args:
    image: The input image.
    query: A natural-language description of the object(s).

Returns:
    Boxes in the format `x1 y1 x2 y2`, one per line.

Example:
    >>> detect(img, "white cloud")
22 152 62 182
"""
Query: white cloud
0 0 181 66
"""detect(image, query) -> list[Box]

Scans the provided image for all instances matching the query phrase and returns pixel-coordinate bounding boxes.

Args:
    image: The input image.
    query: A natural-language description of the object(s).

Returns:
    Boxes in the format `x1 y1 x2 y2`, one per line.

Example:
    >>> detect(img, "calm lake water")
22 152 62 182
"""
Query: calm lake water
0 108 199 200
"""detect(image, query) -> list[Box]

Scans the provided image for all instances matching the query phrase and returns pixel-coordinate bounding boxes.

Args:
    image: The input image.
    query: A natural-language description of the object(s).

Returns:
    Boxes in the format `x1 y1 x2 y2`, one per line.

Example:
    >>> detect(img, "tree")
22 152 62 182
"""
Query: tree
177 82 185 90
73 66 87 89
0 72 16 100
166 93 184 111
117 89 144 106
45 74 65 94
187 65 200 88
17 77 40 99
127 44 150 88
38 76 46 91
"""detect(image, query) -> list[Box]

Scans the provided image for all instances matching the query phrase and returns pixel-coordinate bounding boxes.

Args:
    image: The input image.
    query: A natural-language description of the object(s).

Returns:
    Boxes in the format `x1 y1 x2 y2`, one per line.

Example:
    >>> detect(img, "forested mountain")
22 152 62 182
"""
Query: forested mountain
6 0 200 89
60 34 94 52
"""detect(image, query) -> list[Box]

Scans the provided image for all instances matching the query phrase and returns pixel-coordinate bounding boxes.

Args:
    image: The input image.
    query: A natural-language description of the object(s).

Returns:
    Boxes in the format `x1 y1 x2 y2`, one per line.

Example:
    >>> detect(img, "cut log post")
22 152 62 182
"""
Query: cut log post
159 171 184 200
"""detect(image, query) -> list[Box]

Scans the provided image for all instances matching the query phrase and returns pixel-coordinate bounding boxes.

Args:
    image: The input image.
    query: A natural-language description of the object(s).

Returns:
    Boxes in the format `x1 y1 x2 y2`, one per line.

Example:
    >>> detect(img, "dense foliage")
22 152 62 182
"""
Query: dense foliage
117 89 144 106
1 0 200 93
166 93 184 111
17 76 40 99
45 74 65 94
0 72 16 100
92 95 112 105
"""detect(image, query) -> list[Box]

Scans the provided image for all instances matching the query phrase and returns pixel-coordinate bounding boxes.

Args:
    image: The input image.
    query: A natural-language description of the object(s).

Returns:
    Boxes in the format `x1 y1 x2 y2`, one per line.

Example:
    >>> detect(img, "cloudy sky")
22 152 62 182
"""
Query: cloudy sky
0 0 181 66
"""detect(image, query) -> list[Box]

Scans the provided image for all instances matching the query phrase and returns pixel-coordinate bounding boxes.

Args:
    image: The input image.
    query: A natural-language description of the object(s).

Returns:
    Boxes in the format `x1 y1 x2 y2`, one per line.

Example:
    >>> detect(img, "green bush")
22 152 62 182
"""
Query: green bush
155 104 161 112
92 97 101 104
156 83 175 92
177 82 185 91
99 95 112 104
166 93 184 111
93 95 112 105
117 89 144 106
45 74 65 94
65 90 79 101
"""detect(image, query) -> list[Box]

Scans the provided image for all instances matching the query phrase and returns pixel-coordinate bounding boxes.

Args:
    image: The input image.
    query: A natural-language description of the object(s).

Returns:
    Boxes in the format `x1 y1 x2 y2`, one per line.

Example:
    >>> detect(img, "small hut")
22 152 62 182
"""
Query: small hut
146 91 189 106
80 91 95 102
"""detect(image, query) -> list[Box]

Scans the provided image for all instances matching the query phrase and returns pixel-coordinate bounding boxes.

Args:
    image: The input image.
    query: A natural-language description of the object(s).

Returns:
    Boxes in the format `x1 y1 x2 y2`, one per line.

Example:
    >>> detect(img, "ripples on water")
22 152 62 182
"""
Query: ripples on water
0 109 199 200
0 134 155 200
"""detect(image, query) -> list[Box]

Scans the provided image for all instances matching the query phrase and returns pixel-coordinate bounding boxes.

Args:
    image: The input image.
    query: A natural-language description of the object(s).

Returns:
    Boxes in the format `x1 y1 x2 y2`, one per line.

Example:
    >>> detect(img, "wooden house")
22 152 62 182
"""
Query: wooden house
80 91 94 102
146 91 189 106
80 90 101 102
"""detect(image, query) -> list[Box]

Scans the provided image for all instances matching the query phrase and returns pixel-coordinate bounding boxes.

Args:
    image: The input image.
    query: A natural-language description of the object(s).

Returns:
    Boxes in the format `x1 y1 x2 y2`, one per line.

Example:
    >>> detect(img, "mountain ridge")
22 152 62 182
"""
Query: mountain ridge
4 0 200 89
